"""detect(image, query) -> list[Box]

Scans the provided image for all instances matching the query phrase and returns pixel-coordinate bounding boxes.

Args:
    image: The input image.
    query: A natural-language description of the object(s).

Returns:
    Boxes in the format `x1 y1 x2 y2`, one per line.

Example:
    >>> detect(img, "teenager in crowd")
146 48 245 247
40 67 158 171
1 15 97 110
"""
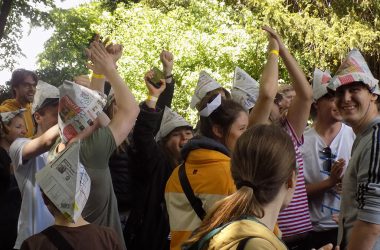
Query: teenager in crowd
165 93 248 249
183 124 297 249
9 81 60 249
301 69 355 248
124 51 191 250
47 39 139 250
0 109 26 249
248 26 314 249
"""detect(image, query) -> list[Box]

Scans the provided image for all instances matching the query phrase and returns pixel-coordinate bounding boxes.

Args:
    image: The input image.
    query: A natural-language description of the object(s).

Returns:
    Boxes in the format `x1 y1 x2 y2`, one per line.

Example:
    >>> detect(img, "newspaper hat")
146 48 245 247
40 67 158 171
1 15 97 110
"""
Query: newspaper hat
231 67 260 110
199 93 222 117
327 48 380 94
190 71 222 109
32 80 60 114
0 109 25 124
36 141 90 223
313 68 332 101
58 80 107 143
155 106 192 142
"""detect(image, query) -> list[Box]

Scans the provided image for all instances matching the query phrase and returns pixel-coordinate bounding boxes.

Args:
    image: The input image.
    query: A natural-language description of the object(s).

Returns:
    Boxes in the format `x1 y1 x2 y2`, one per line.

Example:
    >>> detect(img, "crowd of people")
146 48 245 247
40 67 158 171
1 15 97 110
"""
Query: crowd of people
0 26 380 250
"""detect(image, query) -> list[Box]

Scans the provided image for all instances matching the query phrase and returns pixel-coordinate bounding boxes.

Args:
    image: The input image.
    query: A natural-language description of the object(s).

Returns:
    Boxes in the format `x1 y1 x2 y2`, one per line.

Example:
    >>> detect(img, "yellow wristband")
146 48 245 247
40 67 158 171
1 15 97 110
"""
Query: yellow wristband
91 73 105 79
147 95 158 102
269 50 279 56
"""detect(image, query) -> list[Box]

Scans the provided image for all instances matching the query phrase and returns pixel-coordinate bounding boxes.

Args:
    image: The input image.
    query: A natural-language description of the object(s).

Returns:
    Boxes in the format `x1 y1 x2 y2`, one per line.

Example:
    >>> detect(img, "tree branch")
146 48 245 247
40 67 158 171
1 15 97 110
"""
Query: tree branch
0 0 13 41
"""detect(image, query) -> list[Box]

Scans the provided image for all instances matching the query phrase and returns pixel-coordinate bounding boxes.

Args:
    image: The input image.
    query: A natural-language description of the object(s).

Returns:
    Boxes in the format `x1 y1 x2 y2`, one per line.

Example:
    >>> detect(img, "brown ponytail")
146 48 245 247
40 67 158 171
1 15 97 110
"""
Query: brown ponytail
184 124 296 245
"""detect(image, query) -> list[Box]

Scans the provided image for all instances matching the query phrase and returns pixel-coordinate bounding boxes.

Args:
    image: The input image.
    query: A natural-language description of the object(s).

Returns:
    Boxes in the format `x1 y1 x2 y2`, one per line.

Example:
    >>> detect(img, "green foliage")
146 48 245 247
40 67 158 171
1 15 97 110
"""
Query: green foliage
37 0 380 124
0 84 12 104
0 0 55 70
37 3 103 85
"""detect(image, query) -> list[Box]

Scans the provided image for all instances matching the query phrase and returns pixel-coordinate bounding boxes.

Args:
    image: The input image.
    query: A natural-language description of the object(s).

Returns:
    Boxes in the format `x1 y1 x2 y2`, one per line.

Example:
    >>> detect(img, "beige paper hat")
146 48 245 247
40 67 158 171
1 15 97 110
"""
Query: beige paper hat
0 109 25 123
155 106 192 142
190 71 222 109
231 67 259 110
313 68 332 101
32 80 59 114
58 80 107 143
36 141 91 223
328 48 379 94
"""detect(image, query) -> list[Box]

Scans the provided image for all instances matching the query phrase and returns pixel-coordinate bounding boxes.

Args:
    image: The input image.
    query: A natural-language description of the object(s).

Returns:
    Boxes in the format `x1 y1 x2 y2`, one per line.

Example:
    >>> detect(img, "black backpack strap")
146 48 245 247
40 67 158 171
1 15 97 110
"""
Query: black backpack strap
237 237 254 250
178 163 206 220
42 226 74 250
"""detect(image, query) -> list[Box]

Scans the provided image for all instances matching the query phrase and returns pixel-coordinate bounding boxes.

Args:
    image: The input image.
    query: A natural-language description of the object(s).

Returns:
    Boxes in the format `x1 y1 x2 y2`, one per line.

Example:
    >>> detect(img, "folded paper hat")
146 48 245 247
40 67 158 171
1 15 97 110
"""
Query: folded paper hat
58 80 107 143
0 109 25 123
199 93 222 117
155 106 192 142
190 71 222 109
32 80 60 114
313 68 332 101
327 48 379 94
36 141 91 223
231 67 260 110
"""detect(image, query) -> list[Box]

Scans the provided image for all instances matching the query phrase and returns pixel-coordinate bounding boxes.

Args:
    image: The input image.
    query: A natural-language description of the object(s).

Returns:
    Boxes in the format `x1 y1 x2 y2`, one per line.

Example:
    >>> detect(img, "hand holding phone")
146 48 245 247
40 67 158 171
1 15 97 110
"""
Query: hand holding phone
148 67 165 89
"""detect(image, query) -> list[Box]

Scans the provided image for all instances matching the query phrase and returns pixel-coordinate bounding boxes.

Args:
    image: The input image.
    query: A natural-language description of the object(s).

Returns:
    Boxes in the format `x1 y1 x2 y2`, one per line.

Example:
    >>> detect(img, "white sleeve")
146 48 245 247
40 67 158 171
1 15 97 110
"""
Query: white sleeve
9 138 31 171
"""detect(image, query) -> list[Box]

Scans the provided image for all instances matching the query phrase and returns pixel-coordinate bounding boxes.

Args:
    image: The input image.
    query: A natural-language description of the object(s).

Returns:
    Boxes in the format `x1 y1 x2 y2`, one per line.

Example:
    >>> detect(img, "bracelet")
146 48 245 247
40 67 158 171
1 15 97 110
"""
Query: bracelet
147 95 158 102
165 74 173 79
92 73 105 79
269 50 279 56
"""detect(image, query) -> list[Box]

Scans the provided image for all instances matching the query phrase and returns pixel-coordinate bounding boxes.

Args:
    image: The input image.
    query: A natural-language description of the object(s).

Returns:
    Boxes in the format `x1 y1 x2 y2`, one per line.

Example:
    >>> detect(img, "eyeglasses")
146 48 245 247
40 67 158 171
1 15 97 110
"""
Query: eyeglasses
319 146 337 172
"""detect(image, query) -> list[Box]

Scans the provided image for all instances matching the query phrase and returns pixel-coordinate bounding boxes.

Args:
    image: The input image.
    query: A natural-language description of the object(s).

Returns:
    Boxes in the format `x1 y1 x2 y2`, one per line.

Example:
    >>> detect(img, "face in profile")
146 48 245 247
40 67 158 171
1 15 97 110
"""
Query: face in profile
225 111 249 152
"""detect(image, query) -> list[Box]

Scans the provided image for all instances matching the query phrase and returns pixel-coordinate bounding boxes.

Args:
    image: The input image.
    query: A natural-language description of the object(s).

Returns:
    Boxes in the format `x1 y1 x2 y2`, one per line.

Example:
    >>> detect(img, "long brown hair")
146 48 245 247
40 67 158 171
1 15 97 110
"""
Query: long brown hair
184 124 296 245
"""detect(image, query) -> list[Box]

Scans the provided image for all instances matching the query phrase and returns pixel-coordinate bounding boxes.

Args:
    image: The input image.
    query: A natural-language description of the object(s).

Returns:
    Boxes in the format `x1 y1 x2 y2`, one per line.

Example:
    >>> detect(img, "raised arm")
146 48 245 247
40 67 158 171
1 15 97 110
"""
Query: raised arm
19 124 59 160
156 50 175 109
248 26 279 126
85 36 123 93
87 40 139 146
132 71 167 170
265 28 313 138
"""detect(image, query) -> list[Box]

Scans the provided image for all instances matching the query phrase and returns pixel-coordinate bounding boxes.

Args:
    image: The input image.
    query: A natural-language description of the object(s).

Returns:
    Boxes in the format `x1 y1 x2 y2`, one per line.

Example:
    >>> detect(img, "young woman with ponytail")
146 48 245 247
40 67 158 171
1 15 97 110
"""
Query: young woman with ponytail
183 124 297 249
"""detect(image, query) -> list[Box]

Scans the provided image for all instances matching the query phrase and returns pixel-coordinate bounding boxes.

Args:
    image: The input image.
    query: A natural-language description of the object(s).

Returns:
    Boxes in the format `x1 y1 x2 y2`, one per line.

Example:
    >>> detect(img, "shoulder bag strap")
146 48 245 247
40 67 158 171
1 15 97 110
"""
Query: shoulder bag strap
42 226 75 250
178 163 206 220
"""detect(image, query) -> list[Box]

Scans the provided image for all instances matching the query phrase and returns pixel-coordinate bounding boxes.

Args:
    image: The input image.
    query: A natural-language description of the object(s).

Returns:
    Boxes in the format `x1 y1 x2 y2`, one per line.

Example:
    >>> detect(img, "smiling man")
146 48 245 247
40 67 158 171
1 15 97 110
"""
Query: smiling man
327 49 380 250
0 69 38 137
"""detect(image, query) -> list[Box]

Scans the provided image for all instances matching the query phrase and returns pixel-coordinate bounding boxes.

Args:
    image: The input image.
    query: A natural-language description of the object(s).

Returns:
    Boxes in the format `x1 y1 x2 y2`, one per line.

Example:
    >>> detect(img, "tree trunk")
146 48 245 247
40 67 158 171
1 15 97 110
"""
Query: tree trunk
0 0 13 42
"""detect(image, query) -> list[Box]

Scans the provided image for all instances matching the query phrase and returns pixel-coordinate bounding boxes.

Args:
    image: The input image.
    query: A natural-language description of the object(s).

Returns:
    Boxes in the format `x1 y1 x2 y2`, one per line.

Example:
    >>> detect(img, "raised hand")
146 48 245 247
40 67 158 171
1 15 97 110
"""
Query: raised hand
329 159 345 186
144 70 166 98
263 26 279 53
262 26 285 54
160 50 174 76
85 40 116 76
106 43 123 65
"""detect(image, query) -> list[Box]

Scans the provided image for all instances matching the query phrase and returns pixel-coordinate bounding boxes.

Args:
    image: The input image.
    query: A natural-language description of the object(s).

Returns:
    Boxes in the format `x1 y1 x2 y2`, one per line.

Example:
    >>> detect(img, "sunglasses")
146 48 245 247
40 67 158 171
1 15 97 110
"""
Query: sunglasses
319 146 337 172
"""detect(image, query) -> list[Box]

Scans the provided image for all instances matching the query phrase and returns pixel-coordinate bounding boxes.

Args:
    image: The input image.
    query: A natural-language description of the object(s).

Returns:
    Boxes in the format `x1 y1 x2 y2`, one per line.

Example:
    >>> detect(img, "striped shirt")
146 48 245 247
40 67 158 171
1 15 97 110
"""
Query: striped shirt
277 119 312 237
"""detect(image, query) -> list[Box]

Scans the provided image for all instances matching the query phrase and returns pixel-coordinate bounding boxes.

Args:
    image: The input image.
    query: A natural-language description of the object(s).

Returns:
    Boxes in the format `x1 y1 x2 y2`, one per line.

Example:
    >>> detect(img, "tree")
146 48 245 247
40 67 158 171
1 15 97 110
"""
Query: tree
37 0 380 123
0 0 55 70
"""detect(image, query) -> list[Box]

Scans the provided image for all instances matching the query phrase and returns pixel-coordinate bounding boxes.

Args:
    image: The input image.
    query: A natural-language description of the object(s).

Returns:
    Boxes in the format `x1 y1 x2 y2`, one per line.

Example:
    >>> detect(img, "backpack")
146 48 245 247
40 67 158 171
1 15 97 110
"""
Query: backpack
182 216 257 250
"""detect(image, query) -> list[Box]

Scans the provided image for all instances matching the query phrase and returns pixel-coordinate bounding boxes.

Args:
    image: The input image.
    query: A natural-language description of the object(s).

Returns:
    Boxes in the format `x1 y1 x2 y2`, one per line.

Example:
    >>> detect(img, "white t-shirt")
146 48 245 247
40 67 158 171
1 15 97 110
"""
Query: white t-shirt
9 138 54 249
301 123 355 231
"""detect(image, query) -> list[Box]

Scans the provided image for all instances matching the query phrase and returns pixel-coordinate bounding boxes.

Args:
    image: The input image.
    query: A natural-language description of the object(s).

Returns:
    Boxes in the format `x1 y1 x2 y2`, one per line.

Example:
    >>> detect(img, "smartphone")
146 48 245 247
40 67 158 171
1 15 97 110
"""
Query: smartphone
148 67 164 89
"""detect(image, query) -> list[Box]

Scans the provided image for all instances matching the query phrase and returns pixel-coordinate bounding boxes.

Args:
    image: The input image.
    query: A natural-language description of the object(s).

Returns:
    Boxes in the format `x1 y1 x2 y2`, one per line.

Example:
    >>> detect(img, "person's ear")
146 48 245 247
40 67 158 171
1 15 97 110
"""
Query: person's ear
287 171 296 189
370 93 378 102
212 124 223 140
34 112 41 124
